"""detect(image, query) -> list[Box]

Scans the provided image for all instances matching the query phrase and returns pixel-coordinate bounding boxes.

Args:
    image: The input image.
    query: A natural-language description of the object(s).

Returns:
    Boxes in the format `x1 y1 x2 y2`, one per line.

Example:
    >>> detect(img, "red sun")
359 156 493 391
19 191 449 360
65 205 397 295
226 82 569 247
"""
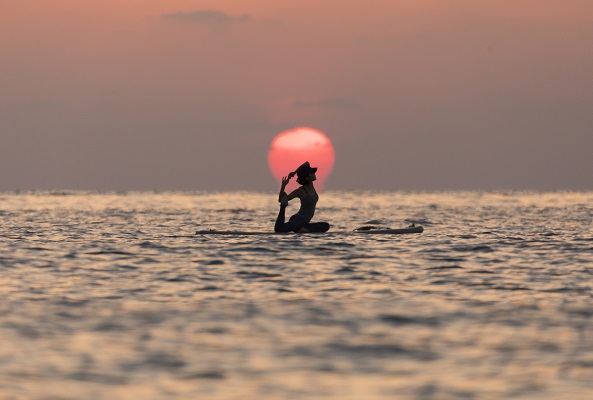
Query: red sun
268 127 335 191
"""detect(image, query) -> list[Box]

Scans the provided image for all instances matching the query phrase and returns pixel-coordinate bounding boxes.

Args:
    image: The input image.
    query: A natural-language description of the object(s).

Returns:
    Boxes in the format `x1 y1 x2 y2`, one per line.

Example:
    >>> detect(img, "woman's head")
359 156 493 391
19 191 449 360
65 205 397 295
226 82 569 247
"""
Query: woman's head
297 173 317 185
295 161 317 185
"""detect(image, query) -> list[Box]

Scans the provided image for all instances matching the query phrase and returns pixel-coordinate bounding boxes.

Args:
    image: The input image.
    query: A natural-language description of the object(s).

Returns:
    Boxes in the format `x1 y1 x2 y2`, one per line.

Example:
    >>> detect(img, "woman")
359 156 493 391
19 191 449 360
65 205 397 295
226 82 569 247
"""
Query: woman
274 161 330 233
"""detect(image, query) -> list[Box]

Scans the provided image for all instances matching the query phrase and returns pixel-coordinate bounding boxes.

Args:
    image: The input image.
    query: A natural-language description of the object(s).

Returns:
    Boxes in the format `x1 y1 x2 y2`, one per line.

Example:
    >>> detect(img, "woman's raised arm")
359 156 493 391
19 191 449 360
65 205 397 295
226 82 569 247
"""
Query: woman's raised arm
278 172 296 204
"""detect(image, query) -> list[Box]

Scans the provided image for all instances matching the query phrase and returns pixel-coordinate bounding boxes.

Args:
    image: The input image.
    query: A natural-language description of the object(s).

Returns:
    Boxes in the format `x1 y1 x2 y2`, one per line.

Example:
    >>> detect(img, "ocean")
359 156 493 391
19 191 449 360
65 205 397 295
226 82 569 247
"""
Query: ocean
0 191 592 399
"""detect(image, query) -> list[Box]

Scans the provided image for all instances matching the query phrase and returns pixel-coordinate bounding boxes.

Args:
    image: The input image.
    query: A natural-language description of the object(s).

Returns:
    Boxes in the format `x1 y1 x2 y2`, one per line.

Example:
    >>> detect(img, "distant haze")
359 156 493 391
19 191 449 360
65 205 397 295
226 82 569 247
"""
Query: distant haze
1 0 592 191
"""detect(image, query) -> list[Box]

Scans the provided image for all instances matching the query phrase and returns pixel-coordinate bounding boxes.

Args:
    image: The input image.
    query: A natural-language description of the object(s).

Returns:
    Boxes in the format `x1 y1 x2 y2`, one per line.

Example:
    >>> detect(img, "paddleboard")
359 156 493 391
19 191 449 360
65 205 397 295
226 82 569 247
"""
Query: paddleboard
352 225 424 234
195 225 423 236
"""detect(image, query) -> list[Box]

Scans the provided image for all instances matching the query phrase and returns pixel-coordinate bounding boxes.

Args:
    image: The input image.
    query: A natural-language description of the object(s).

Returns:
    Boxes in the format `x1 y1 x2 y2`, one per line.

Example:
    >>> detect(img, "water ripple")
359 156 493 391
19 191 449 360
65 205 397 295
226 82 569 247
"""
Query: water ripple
0 191 592 399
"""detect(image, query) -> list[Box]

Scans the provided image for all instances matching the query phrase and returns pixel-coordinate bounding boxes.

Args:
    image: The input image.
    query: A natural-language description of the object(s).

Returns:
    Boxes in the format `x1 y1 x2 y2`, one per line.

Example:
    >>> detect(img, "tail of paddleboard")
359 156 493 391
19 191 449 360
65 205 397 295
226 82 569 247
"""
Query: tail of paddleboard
353 225 423 234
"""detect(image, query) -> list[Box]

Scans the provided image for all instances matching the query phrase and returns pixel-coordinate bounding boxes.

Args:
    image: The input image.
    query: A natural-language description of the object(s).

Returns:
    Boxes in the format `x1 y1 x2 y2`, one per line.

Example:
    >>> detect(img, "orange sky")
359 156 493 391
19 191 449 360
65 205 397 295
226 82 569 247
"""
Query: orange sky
1 1 592 190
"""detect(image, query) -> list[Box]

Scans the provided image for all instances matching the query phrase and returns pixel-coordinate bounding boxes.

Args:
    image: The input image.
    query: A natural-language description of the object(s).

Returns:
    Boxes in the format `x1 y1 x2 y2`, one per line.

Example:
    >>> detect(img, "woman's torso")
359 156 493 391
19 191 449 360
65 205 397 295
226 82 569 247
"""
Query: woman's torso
296 187 318 222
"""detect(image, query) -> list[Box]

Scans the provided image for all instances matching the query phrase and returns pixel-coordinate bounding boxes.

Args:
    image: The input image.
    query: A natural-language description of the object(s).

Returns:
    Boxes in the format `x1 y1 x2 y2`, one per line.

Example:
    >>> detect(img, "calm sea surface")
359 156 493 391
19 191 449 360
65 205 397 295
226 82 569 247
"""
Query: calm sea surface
0 191 592 400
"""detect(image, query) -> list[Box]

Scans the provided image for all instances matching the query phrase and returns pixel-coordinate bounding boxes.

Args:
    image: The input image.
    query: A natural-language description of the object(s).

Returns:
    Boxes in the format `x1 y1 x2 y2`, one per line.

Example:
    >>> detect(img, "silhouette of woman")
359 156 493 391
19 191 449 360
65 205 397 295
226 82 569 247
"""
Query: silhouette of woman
274 161 330 233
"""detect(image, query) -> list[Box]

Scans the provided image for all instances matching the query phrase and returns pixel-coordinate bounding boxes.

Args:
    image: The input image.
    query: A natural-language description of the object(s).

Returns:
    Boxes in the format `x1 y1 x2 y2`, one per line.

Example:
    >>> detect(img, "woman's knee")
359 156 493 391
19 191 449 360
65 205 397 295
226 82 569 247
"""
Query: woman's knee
307 222 330 232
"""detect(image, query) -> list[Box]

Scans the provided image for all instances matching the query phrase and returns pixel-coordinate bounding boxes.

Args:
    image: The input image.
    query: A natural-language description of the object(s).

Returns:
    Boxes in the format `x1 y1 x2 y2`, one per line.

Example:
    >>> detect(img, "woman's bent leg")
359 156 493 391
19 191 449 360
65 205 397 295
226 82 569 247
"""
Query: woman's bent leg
275 206 306 233
304 222 331 233
274 205 289 232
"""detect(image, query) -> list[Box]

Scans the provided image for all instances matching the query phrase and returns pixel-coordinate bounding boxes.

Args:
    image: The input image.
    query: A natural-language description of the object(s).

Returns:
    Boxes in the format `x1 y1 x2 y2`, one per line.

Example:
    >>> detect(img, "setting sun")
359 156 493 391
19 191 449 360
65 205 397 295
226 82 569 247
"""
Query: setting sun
268 127 335 191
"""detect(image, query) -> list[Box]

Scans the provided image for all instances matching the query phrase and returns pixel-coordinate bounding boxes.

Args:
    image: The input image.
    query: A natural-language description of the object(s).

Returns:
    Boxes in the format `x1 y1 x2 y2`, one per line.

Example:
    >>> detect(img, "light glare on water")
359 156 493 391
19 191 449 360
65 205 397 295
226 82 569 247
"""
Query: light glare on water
0 191 592 399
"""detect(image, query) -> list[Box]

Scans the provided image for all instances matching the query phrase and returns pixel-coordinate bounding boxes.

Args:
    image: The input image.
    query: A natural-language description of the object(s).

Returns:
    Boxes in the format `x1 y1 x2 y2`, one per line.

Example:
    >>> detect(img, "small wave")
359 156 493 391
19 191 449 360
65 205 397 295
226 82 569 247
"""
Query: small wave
92 321 127 332
117 265 139 270
122 352 186 371
158 275 197 283
236 271 282 279
179 371 226 380
426 265 463 271
198 285 220 291
491 285 531 291
452 245 494 253
86 250 135 256
542 286 590 293
227 246 280 253
198 259 225 265
379 314 440 327
24 246 53 252
334 267 356 273
68 372 128 385
327 343 439 361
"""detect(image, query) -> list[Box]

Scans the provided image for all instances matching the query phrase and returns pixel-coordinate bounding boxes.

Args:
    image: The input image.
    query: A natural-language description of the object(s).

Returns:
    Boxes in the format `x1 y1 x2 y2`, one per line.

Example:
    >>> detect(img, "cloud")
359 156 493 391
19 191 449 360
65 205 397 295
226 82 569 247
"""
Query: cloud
161 10 251 25
292 97 359 109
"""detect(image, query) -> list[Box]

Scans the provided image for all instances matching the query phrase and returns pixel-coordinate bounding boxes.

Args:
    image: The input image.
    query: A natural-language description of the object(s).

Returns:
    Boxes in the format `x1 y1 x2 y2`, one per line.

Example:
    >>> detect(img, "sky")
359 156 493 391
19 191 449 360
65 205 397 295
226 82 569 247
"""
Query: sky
1 0 592 191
